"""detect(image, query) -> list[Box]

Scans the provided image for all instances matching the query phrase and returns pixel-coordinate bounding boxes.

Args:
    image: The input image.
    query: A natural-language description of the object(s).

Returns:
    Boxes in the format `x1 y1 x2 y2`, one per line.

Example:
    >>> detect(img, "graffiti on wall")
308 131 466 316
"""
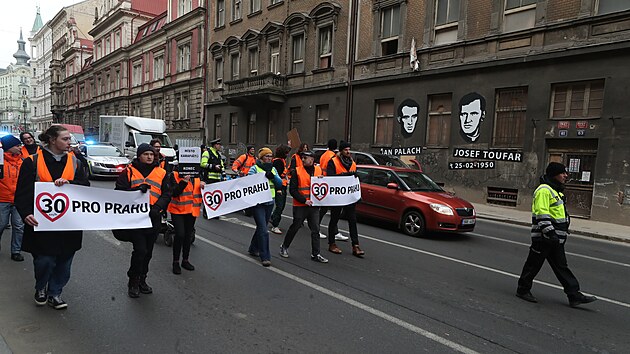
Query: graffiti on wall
458 92 486 143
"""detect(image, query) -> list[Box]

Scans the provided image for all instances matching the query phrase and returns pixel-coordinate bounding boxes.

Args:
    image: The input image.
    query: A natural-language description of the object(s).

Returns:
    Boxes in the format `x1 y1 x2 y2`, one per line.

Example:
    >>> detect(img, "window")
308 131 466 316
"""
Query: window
248 48 258 76
374 99 394 145
115 69 121 90
175 92 189 119
290 107 301 130
178 43 191 72
179 0 192 15
97 76 102 94
152 98 163 119
250 0 261 13
268 109 277 144
371 169 396 187
318 26 332 68
493 87 527 148
315 105 329 144
131 101 141 116
105 37 111 55
503 0 536 32
105 73 110 93
292 34 304 73
215 57 224 86
426 94 452 147
214 114 222 139
269 42 280 74
33 88 37 96
229 112 238 143
115 31 121 49
247 112 256 143
231 53 240 80
598 0 630 14
216 0 225 27
271 0 281 5
435 0 459 44
380 5 400 55
153 55 164 80
232 0 241 21
132 62 142 86
551 80 604 119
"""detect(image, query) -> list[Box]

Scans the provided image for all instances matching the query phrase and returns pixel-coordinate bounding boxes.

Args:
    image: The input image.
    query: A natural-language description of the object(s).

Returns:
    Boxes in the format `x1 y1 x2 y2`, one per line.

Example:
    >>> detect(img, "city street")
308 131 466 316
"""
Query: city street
1 180 629 353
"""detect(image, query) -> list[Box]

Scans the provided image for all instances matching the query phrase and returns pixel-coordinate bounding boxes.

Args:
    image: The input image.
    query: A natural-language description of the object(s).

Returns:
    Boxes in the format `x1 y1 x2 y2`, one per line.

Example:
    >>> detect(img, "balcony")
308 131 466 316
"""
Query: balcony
223 72 287 106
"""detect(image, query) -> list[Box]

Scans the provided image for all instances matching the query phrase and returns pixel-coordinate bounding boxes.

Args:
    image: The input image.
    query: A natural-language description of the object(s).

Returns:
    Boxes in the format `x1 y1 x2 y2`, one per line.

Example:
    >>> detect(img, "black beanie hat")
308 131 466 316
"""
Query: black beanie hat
339 141 351 150
137 143 155 156
545 162 567 178
327 139 338 150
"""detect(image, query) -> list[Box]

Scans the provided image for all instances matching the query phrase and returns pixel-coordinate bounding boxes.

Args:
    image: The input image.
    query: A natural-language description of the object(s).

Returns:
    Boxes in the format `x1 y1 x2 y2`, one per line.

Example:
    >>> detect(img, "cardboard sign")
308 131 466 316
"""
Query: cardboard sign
34 183 152 231
178 147 201 177
287 128 301 150
310 176 362 206
202 173 272 218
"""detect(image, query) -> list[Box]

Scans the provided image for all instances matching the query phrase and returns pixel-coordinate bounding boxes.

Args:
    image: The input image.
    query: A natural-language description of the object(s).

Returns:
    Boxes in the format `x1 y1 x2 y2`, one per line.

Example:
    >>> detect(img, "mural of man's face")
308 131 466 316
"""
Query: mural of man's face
459 99 484 136
400 105 418 134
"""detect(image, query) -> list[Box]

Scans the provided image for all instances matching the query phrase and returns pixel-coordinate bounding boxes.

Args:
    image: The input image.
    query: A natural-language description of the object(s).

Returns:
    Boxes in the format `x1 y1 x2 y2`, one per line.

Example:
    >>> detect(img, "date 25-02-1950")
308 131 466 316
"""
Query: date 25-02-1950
448 161 496 170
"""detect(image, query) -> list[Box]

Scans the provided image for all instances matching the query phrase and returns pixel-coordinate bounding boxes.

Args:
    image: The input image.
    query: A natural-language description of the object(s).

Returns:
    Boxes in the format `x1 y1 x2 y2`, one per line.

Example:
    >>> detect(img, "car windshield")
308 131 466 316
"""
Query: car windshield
371 154 409 168
397 171 443 192
135 133 172 148
88 145 123 157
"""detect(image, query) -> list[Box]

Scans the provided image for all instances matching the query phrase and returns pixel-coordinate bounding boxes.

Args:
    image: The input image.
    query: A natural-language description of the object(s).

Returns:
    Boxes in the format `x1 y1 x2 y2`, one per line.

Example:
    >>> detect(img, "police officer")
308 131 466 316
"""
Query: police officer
516 162 597 307
200 138 224 183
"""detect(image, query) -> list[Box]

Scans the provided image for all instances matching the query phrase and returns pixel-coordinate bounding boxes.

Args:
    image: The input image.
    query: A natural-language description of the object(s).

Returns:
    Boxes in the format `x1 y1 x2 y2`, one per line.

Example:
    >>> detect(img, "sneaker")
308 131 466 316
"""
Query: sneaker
47 295 68 310
569 293 597 307
311 254 329 263
319 233 327 239
270 227 282 234
279 245 289 258
172 262 182 275
181 260 195 271
34 289 47 306
334 233 349 241
516 291 538 303
261 260 271 267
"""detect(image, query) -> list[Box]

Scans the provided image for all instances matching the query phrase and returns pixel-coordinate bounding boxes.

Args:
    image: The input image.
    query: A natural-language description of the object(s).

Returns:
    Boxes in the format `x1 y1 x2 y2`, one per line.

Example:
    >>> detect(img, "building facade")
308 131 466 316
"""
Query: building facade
29 7 54 132
0 31 32 134
206 0 630 225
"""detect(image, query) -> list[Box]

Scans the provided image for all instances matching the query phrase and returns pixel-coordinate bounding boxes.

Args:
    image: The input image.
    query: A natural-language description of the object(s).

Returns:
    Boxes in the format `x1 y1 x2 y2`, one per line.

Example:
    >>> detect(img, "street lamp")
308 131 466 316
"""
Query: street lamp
22 100 27 132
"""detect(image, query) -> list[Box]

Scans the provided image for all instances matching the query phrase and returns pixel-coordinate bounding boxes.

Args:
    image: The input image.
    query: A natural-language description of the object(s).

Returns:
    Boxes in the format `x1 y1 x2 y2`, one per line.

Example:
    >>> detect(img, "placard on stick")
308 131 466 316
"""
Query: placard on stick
178 147 201 177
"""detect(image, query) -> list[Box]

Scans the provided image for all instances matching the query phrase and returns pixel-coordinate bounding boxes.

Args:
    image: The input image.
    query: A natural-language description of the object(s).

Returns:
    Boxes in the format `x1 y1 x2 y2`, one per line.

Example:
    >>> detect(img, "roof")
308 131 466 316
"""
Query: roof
134 13 167 42
31 6 44 33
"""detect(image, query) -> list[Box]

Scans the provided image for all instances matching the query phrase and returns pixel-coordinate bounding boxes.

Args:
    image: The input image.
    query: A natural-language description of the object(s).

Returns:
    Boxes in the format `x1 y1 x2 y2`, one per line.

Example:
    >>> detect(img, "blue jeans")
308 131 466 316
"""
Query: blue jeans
249 203 274 262
0 202 24 254
33 253 75 296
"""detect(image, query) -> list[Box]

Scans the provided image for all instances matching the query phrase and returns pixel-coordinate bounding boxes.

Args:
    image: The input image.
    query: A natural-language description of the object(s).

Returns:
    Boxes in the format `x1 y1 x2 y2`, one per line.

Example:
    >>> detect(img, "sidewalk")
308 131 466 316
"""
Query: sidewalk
473 203 630 244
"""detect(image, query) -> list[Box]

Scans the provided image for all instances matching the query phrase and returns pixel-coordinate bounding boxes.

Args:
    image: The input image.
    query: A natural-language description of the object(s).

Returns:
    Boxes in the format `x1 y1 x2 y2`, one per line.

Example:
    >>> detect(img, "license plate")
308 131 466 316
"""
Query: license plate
462 218 476 225
109 168 119 172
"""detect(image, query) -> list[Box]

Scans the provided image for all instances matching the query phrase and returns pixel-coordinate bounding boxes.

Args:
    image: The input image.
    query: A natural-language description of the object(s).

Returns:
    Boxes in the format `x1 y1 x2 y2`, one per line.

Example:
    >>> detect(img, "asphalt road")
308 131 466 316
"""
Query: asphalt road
1 179 629 353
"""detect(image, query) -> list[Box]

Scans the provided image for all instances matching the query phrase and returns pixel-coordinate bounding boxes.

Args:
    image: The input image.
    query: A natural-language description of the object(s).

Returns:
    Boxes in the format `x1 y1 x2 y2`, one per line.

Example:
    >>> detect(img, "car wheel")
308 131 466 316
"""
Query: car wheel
401 210 425 237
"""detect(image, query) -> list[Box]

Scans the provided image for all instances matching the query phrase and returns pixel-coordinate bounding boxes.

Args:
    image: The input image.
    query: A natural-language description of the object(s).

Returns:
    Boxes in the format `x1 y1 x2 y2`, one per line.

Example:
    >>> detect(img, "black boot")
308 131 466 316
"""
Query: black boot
139 275 153 294
128 276 140 298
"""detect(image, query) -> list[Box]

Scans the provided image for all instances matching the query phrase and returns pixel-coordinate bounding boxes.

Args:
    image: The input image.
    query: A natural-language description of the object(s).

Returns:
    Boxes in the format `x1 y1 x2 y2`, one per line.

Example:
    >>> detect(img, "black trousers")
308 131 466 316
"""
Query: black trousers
327 204 360 246
172 213 196 262
517 239 580 297
127 212 160 278
282 206 320 256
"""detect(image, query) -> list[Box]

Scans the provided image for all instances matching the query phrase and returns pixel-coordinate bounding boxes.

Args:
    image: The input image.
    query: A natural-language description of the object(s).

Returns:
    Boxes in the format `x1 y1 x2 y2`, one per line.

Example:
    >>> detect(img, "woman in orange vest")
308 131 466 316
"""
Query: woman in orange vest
168 167 204 274
269 144 291 234
287 142 309 172
19 131 41 157
15 125 89 310
0 135 25 261
115 143 171 298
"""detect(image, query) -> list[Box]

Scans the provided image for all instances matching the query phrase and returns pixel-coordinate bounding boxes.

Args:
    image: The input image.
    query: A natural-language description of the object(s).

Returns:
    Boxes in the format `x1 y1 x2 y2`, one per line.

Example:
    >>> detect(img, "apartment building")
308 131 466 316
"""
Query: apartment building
29 7 54 132
0 31 32 134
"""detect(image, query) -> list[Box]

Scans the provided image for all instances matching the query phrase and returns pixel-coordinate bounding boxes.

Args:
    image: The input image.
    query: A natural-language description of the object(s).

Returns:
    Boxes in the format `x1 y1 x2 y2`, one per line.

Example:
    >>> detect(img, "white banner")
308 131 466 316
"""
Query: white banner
34 182 152 231
311 176 361 206
202 173 272 218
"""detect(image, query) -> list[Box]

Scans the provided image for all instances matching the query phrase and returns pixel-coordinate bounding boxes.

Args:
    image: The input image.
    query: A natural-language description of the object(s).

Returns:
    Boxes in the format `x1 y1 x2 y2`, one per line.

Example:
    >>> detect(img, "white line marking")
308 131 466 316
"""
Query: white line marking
194 233 480 354
470 232 630 269
221 215 630 309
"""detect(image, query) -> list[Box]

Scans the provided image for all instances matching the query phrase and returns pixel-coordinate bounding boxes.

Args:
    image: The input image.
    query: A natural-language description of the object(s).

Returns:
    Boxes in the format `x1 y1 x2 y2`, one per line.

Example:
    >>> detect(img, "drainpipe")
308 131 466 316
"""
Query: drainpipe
344 0 359 141
202 4 208 143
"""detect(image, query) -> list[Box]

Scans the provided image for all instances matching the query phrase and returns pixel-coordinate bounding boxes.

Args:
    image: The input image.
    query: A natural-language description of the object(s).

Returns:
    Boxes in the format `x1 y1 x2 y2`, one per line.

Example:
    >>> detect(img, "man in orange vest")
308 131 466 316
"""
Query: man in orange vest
150 139 168 171
0 135 25 261
279 150 328 263
232 145 256 176
317 138 349 241
19 131 40 157
325 141 365 258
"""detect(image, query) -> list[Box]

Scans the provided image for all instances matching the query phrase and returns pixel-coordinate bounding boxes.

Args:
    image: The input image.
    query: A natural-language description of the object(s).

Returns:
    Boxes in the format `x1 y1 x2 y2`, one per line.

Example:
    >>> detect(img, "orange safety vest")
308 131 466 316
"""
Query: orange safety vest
293 165 322 207
272 157 288 186
31 153 77 182
0 152 23 203
319 150 336 176
331 156 356 175
158 153 166 169
232 154 256 175
167 172 202 217
287 153 303 181
128 165 166 205
21 145 41 157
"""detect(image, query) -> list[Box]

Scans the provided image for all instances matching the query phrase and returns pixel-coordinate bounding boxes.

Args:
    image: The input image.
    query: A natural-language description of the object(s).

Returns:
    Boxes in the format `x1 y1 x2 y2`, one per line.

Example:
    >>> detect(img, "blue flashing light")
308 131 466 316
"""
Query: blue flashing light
85 140 96 145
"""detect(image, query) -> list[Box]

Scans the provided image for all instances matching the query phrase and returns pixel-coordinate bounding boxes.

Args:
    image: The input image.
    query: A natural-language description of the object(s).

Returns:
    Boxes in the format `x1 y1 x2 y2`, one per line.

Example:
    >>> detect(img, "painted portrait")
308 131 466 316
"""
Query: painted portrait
397 99 420 139
458 92 486 143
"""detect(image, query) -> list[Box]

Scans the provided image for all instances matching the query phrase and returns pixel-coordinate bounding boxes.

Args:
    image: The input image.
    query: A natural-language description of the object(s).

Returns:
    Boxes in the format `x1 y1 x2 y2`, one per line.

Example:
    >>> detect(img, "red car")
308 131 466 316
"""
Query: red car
355 165 476 237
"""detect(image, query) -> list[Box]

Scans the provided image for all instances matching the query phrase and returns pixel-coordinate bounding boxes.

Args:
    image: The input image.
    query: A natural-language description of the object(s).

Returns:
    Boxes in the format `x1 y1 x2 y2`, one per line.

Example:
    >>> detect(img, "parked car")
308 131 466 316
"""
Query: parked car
80 143 130 178
313 148 410 168
355 165 476 237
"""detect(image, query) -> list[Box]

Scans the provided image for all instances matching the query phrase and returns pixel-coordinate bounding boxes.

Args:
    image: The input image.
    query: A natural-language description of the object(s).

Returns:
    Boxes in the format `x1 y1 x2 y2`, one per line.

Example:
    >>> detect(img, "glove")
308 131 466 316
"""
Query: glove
542 230 560 244
265 171 274 179
149 205 161 219
214 165 222 171
138 184 149 193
